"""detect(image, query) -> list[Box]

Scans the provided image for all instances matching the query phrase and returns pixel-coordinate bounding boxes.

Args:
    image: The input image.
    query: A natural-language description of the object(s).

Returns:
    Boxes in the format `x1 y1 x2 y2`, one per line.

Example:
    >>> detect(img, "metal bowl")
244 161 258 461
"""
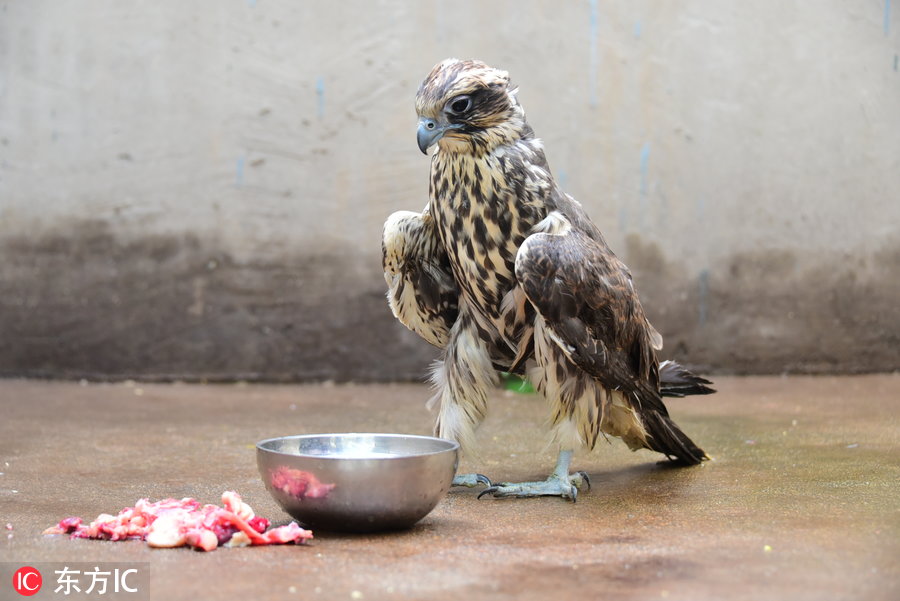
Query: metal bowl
256 433 459 532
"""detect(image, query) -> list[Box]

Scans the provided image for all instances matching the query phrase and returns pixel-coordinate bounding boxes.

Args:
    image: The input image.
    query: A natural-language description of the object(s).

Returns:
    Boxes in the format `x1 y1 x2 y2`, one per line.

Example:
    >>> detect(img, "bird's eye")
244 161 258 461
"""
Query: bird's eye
446 95 472 115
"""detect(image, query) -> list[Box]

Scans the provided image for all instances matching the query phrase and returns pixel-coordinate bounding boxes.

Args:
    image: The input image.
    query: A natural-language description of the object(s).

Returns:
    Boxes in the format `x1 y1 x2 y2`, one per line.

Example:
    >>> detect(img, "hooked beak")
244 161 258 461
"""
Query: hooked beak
417 118 443 154
416 118 462 154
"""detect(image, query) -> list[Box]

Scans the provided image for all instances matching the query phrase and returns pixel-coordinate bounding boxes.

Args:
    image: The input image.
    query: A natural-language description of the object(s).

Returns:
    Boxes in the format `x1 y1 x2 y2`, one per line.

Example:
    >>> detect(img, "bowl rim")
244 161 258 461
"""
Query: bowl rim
256 432 460 460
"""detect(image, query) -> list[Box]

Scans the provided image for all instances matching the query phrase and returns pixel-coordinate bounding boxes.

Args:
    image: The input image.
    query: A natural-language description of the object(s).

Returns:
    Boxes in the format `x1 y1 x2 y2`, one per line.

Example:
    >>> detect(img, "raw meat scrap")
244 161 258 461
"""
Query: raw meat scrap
43 491 312 552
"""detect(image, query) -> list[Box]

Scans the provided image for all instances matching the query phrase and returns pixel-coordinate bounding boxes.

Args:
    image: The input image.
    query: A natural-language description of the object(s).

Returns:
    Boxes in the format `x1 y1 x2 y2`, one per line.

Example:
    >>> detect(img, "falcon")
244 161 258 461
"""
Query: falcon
382 59 714 500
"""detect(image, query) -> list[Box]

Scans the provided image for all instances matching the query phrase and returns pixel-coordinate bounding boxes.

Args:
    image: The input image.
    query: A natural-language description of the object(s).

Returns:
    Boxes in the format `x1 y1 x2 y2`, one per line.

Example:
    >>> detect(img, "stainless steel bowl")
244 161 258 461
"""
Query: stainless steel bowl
256 433 459 532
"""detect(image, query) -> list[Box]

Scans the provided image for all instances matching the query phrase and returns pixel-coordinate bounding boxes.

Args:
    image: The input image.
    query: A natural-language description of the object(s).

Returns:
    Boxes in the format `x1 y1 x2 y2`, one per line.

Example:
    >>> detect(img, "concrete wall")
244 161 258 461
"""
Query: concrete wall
1 0 898 380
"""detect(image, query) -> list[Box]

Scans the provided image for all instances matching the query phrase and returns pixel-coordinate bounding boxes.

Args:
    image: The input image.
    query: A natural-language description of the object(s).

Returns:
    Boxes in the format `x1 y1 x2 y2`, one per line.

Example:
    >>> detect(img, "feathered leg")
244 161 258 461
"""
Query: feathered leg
429 307 498 488
478 318 594 500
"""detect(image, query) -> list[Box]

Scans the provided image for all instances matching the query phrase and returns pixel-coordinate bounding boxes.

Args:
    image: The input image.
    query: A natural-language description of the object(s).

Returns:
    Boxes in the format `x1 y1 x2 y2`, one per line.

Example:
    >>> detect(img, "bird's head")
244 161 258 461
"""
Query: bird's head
415 58 526 156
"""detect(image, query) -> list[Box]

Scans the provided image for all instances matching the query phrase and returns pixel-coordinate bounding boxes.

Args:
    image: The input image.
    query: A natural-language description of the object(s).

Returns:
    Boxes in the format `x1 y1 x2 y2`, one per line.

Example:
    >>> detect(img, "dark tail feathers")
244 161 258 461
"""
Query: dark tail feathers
659 360 715 397
643 360 714 465
642 410 708 465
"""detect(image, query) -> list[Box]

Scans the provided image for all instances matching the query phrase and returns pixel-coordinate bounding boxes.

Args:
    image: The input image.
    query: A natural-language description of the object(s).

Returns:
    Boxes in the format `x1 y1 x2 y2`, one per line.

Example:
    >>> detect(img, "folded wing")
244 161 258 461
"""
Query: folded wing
382 208 459 348
515 211 707 464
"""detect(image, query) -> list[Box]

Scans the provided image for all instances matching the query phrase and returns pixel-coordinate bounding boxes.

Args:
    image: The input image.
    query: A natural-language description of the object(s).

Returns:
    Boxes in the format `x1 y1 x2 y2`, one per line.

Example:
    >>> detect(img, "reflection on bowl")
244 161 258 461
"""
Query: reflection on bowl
256 433 459 532
268 466 335 500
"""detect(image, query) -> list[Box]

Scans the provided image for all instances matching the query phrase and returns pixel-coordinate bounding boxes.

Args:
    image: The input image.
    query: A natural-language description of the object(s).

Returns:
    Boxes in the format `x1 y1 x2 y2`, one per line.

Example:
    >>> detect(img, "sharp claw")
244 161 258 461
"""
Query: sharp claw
453 473 494 488
477 486 499 500
475 474 493 487
577 471 591 492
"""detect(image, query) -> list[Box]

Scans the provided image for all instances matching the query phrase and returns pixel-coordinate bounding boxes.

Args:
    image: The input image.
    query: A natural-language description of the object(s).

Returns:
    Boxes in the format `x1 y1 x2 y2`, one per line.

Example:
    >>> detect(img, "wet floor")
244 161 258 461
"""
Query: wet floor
1 375 897 600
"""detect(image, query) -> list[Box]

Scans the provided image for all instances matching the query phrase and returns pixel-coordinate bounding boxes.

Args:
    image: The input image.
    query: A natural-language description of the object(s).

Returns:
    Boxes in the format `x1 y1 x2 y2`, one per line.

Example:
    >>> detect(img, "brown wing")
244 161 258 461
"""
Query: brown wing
515 219 706 464
382 208 459 348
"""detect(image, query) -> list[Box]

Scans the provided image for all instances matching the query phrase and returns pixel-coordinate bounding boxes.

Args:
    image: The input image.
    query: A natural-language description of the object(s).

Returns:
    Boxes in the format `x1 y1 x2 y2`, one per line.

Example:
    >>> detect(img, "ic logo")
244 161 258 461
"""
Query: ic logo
12 566 42 596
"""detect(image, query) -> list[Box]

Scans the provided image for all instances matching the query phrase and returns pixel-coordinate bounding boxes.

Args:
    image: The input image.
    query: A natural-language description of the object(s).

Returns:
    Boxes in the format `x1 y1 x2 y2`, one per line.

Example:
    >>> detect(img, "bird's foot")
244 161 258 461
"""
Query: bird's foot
452 473 493 488
478 471 590 502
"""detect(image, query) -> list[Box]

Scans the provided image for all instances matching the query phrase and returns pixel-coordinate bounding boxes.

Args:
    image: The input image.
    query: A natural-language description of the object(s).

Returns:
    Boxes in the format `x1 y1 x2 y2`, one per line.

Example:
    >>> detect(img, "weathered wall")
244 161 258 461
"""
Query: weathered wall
1 1 898 380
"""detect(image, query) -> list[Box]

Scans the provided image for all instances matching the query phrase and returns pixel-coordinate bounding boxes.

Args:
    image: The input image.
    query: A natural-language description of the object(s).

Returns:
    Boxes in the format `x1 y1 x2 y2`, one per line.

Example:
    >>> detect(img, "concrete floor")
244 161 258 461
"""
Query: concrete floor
0 375 897 600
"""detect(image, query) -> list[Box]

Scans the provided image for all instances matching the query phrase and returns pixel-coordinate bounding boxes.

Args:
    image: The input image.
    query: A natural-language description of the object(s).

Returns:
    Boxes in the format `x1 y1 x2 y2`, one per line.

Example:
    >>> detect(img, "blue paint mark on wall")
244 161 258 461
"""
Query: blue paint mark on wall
558 169 568 189
698 269 710 325
588 0 599 107
316 76 325 119
885 0 892 36
639 142 651 198
247 0 257 7
436 0 446 44
636 142 651 230
634 20 642 39
236 155 245 186
694 195 706 222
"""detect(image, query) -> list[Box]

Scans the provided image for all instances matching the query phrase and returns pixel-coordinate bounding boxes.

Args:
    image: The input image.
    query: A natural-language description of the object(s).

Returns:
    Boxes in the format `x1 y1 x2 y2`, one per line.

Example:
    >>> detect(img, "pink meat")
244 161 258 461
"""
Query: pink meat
44 491 312 551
